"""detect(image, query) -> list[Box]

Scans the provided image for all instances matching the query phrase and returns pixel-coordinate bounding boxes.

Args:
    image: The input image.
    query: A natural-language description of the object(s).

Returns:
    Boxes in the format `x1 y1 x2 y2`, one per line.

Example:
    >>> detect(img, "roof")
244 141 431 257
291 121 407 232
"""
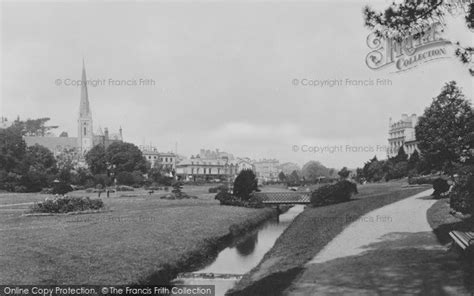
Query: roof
24 136 78 151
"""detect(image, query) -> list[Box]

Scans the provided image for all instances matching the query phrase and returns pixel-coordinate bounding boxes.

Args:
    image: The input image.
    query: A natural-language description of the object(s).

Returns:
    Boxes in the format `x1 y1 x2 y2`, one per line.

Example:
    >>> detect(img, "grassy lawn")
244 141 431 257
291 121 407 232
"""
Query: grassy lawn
228 182 431 295
0 186 275 285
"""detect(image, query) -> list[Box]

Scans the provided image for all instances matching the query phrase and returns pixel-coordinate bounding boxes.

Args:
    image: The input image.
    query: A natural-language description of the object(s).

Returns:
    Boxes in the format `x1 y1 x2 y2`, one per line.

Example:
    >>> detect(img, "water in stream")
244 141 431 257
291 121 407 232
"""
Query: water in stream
173 205 305 295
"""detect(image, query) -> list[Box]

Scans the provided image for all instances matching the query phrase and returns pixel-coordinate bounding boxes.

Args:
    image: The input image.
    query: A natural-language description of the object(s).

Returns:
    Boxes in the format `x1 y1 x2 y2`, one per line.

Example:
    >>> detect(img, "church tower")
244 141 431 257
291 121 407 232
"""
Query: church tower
78 60 93 154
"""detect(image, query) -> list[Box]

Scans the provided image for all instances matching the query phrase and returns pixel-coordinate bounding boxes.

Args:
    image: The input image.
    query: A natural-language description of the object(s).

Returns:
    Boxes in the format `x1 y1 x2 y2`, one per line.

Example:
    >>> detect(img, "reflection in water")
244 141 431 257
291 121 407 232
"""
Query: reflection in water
235 232 258 256
175 205 305 295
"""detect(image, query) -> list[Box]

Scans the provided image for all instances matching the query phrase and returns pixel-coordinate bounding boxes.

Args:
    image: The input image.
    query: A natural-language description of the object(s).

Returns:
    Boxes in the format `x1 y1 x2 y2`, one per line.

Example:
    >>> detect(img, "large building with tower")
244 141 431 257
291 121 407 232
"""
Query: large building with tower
24 61 122 156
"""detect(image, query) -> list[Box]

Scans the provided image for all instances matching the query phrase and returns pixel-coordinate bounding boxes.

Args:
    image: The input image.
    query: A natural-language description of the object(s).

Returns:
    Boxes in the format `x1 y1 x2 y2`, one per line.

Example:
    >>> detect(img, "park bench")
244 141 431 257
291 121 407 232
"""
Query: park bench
449 230 474 252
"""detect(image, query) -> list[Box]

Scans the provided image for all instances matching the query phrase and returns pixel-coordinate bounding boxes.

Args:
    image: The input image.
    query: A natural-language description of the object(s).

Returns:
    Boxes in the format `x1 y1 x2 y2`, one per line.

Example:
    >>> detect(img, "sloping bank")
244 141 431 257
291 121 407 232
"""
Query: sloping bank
134 207 277 285
227 185 431 296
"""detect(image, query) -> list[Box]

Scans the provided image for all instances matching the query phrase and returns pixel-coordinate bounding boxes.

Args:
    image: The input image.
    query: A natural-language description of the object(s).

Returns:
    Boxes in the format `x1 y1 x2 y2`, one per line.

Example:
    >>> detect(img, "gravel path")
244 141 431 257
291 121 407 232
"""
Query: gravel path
285 189 470 295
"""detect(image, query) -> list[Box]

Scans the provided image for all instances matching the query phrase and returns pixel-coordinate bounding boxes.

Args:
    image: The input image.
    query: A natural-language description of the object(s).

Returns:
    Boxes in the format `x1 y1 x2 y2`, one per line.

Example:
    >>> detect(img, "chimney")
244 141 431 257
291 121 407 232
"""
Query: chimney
104 127 109 139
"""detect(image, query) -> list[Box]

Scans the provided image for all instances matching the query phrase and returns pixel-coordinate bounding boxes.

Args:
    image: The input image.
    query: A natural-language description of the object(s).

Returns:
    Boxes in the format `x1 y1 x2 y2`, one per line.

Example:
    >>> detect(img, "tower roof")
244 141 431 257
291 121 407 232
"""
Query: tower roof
79 59 91 118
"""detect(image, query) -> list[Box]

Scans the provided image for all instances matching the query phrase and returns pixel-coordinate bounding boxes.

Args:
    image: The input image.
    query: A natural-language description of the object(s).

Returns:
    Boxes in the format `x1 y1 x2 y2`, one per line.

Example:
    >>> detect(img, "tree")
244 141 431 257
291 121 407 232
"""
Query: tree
338 167 350 179
105 142 148 174
85 145 108 175
361 156 387 182
21 144 57 191
392 146 408 163
0 125 57 192
56 148 81 183
14 117 59 136
415 81 473 175
288 170 301 186
408 150 421 172
278 171 287 182
0 124 27 173
116 171 134 186
233 169 258 201
59 131 68 137
363 0 473 75
301 161 334 183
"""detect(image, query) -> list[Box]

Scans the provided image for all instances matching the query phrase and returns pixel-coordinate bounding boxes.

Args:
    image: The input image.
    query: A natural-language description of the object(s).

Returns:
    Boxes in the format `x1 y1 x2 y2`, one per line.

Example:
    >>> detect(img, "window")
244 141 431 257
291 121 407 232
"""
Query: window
83 127 87 136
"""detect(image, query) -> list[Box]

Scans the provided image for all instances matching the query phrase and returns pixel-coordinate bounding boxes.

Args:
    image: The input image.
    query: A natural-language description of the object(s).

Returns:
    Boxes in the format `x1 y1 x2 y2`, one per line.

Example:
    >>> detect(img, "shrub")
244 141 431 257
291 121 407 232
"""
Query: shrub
449 172 474 214
30 196 104 214
51 182 73 195
310 180 358 207
408 175 438 185
116 171 135 186
208 184 228 193
214 191 263 208
115 185 134 191
432 178 450 198
93 174 112 187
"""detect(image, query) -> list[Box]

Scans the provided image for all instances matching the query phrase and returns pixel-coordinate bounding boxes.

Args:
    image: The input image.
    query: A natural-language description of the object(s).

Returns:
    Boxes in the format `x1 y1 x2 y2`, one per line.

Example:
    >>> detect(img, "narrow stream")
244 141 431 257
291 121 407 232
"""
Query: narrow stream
173 205 305 295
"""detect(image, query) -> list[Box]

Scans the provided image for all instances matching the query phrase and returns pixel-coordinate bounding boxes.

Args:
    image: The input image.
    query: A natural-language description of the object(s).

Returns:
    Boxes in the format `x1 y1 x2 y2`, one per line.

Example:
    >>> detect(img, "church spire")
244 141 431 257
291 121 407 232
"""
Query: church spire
79 59 91 118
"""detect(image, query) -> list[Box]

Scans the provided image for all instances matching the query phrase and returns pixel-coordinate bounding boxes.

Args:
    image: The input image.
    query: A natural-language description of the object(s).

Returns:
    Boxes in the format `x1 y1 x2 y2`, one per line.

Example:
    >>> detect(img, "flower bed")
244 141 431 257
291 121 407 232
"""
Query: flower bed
29 195 104 214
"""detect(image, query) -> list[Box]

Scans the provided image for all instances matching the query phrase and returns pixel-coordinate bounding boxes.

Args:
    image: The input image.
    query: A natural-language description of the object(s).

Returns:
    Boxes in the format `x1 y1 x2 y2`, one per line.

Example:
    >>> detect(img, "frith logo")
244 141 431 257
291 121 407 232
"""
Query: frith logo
365 22 452 73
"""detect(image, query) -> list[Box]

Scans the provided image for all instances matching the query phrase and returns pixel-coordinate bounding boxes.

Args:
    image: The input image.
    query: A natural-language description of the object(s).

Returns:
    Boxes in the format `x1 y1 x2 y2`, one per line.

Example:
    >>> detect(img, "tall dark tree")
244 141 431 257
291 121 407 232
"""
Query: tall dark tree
392 146 408 163
278 171 287 182
415 81 473 175
408 149 421 172
233 169 258 201
0 124 27 173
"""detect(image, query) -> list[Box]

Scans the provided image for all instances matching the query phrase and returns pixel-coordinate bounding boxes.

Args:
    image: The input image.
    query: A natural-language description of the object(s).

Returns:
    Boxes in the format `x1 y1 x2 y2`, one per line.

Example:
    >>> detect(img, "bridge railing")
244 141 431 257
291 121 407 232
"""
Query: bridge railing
251 191 311 204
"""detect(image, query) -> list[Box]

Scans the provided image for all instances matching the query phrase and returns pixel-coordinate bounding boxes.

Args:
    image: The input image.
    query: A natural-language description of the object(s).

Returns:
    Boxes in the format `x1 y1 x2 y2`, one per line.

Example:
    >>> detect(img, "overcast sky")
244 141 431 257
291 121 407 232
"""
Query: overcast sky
1 0 472 169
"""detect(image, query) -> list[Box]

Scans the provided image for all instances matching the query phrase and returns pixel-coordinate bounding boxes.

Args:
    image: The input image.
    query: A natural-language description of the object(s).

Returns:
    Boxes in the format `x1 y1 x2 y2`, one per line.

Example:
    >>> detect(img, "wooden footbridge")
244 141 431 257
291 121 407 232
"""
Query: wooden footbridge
252 191 311 205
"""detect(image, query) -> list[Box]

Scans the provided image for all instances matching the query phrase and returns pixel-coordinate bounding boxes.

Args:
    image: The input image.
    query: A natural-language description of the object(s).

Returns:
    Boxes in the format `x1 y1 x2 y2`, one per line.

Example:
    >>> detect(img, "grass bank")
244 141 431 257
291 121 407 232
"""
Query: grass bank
0 189 275 284
427 198 474 292
227 182 431 296
427 198 474 244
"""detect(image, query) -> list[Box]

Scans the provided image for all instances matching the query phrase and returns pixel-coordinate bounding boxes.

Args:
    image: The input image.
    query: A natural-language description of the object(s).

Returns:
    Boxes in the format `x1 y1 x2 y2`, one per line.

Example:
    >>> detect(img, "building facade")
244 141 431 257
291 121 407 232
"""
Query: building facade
388 113 419 158
254 159 280 182
176 149 238 181
139 145 177 171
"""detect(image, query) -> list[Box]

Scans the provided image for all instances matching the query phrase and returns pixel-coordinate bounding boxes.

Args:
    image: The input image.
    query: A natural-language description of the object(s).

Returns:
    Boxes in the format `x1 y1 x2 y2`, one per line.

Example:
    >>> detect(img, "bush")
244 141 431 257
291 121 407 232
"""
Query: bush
93 174 112 187
116 171 135 186
30 196 104 214
214 191 263 208
115 185 134 191
310 180 358 207
408 175 437 185
51 182 73 195
208 184 228 193
432 178 450 198
449 172 474 214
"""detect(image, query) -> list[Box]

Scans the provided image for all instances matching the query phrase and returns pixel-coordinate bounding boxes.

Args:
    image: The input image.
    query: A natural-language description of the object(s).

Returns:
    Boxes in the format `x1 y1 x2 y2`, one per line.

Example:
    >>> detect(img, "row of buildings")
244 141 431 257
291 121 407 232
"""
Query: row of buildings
140 146 293 183
11 62 421 183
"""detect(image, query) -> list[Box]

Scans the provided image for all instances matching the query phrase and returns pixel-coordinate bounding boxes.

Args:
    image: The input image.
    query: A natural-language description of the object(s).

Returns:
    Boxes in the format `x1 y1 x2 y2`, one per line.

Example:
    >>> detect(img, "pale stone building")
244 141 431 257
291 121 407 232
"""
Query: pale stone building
388 113 419 158
139 145 177 171
254 159 280 182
